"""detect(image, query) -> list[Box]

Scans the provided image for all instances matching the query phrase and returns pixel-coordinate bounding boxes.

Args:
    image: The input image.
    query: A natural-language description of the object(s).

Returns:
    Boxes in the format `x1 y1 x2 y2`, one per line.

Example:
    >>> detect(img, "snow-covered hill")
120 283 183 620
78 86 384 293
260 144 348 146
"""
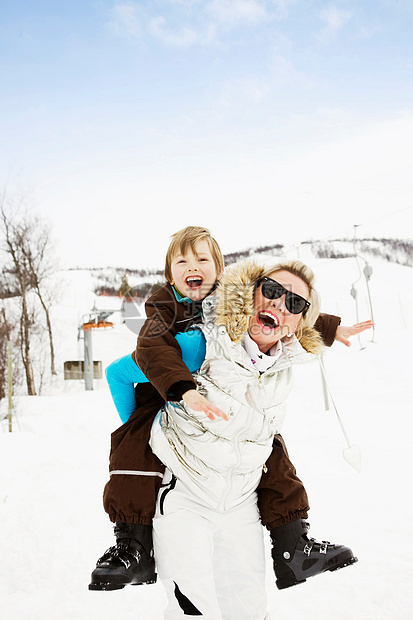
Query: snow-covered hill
1 254 412 619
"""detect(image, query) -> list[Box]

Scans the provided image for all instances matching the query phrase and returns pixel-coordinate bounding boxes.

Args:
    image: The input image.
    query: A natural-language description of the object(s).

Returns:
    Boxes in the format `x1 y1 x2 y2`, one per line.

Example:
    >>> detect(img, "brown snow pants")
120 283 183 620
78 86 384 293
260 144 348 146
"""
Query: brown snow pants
103 384 309 530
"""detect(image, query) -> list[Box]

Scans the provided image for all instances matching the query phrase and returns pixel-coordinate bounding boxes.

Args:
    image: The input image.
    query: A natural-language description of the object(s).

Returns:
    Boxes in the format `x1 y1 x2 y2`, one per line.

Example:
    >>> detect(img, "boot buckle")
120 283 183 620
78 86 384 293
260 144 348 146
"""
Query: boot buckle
319 541 329 554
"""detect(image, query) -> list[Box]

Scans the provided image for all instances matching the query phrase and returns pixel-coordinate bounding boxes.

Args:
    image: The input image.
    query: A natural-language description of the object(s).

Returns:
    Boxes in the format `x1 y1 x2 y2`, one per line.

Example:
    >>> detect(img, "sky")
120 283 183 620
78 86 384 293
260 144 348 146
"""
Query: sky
1 0 413 270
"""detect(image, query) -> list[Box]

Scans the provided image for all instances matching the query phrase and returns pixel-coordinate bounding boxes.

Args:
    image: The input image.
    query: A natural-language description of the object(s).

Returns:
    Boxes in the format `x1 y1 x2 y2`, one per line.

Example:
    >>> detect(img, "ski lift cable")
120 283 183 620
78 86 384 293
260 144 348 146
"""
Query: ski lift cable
352 225 376 341
360 204 413 228
318 357 352 449
281 203 413 255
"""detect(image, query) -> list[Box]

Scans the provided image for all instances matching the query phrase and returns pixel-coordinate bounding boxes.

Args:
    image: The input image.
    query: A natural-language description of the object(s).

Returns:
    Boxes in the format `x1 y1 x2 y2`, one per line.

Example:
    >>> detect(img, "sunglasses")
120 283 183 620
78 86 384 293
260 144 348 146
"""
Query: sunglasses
259 277 311 315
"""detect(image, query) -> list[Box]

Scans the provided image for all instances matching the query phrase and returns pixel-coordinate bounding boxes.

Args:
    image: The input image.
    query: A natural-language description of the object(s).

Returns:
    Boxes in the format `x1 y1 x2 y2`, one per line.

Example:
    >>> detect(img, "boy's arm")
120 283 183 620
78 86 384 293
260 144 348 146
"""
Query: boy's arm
132 287 200 401
107 332 207 423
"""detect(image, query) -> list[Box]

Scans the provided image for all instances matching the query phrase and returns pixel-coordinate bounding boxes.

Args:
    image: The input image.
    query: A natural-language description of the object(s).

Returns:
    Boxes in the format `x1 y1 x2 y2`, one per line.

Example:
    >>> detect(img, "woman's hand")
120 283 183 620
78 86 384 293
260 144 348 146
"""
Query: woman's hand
183 390 229 421
334 320 374 347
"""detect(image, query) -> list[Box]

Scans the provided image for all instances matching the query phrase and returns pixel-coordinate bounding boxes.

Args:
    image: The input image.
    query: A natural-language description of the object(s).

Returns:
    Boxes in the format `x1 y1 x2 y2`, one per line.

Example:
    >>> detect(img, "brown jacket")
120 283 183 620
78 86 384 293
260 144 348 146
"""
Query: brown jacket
132 284 203 400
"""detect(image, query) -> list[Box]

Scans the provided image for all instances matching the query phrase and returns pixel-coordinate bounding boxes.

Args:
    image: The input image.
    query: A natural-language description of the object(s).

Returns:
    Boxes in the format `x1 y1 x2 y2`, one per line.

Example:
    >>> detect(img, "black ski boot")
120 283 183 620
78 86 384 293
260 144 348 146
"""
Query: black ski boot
270 519 357 590
89 522 157 590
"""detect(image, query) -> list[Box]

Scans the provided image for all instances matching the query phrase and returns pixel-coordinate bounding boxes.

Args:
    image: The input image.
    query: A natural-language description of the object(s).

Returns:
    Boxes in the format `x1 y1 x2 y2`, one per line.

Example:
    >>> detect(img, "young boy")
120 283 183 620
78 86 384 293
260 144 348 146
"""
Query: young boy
89 226 372 591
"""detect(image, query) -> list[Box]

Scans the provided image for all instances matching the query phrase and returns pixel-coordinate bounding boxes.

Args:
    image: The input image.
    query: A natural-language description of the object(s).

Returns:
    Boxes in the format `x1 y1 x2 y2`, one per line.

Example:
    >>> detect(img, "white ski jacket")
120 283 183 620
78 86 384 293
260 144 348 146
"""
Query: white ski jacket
150 259 322 512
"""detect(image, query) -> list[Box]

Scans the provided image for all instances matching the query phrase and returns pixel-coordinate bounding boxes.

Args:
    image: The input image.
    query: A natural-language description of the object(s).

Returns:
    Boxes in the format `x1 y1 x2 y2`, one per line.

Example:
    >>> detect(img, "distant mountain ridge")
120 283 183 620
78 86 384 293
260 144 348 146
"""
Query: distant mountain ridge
80 237 412 297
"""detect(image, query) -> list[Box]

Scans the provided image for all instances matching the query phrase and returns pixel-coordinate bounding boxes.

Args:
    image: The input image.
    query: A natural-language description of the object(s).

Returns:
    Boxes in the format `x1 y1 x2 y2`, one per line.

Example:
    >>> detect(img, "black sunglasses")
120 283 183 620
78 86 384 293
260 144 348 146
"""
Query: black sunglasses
259 277 310 315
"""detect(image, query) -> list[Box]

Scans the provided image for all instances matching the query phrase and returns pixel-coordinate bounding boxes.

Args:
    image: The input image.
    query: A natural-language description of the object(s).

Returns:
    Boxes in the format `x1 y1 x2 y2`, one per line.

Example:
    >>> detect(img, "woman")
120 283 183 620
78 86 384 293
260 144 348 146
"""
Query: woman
150 257 353 619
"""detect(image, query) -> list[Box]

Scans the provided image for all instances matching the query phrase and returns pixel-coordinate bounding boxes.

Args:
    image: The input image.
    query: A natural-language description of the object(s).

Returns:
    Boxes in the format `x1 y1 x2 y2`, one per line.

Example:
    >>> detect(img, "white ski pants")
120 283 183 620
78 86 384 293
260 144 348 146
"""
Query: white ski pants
153 472 270 620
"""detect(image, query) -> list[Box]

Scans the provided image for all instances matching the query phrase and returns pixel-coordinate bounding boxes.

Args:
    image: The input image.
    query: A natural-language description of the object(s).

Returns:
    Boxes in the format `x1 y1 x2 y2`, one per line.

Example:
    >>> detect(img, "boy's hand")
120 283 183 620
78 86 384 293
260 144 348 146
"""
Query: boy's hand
334 320 374 347
183 390 229 421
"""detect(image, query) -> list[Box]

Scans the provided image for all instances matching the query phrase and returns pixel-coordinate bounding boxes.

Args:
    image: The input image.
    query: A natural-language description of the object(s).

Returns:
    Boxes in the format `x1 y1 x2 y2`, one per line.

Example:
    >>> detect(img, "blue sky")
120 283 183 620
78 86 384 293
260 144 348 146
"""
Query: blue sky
1 0 413 269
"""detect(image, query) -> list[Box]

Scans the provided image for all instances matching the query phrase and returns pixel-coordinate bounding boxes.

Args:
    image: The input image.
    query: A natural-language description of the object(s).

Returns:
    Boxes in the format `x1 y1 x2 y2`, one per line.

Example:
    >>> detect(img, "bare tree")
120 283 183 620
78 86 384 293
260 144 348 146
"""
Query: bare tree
18 219 57 375
0 193 57 394
0 307 13 401
0 205 36 394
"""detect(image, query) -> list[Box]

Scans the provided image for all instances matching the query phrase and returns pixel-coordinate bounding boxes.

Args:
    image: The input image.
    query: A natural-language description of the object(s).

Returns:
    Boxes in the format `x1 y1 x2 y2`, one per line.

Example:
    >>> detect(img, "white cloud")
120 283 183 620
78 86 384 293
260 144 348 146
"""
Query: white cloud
148 16 200 47
205 0 268 24
168 0 203 6
318 5 352 44
110 1 216 47
108 0 295 47
268 0 297 20
110 2 142 38
218 75 270 108
271 52 307 82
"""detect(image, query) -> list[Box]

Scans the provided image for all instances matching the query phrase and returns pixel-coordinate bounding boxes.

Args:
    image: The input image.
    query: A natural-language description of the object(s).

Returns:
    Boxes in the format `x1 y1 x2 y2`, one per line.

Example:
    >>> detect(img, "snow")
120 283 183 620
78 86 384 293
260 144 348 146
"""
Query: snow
1 256 412 619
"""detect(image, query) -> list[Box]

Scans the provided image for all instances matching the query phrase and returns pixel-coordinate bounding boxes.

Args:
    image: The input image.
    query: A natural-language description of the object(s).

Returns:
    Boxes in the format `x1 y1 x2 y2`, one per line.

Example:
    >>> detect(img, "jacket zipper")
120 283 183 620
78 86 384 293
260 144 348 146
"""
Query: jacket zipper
219 402 255 511
166 435 208 480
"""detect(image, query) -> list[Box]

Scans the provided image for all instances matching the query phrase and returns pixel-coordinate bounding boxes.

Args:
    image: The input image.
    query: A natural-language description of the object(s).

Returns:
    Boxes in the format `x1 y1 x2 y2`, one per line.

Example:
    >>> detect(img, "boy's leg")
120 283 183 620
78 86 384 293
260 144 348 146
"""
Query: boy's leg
270 519 357 590
256 434 309 529
103 385 166 525
258 435 357 590
153 474 223 619
89 521 157 591
89 386 164 590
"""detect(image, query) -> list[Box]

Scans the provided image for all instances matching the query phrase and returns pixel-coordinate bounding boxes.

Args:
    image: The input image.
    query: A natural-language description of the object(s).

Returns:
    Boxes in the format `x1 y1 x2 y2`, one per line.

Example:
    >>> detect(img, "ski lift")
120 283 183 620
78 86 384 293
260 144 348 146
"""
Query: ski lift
78 309 117 391
82 310 115 331
351 225 376 346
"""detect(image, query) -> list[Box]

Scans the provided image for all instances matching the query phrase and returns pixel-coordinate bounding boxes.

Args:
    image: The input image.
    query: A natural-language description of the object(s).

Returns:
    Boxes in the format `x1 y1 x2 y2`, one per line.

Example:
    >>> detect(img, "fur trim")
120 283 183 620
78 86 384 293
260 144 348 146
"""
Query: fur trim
214 258 324 354
296 326 324 355
214 259 263 344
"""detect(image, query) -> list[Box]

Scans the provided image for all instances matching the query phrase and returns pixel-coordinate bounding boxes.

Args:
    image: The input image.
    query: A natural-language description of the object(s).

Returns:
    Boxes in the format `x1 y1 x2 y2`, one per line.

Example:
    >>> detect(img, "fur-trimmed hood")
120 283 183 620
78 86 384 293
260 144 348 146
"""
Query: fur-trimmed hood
209 258 324 356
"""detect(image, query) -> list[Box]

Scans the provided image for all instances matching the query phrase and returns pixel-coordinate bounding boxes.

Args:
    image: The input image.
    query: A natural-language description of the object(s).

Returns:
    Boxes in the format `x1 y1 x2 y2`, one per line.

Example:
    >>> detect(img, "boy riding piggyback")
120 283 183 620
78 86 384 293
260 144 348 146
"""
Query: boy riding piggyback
90 226 365 592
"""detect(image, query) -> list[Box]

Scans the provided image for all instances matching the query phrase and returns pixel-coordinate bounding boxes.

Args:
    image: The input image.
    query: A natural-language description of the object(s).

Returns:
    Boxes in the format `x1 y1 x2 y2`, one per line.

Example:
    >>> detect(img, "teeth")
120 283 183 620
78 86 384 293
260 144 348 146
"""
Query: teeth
186 276 203 288
259 311 279 327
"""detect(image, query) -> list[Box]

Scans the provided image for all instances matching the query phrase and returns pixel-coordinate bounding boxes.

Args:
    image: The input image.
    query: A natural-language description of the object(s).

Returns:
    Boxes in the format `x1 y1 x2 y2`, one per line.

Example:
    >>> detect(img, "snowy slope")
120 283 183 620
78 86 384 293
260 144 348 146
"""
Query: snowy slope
1 256 412 619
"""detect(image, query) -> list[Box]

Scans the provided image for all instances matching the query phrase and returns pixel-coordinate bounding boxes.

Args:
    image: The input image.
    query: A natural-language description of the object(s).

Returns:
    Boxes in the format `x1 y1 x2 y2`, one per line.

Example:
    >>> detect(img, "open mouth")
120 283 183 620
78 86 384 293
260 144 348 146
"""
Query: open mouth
257 311 279 330
186 276 204 289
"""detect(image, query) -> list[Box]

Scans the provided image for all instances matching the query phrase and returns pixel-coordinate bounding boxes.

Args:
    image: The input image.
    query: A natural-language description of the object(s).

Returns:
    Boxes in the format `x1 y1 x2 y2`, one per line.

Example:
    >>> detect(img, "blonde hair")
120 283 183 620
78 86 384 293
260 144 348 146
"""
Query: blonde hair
260 259 321 341
164 226 224 283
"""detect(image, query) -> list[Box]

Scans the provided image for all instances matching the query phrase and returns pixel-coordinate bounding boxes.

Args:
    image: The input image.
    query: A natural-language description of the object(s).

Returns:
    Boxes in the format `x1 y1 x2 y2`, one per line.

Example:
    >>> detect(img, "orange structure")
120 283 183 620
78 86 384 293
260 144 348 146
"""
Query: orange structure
82 310 115 331
82 318 114 330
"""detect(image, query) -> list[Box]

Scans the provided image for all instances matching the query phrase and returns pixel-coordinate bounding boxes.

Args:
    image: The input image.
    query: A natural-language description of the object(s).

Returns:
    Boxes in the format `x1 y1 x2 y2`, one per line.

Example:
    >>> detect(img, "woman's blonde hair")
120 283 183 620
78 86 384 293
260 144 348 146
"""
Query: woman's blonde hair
260 259 321 342
164 226 224 283
214 257 323 352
